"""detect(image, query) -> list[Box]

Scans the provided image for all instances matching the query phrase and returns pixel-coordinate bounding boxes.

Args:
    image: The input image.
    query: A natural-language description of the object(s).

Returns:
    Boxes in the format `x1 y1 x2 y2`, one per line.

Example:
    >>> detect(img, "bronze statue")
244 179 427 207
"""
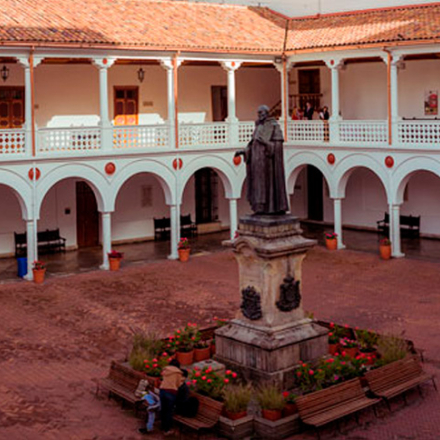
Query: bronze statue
236 105 289 215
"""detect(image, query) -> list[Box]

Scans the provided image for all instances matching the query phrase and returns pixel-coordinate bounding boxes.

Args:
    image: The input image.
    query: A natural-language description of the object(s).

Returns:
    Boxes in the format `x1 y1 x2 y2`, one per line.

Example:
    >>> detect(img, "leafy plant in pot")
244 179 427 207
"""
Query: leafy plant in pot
223 384 252 420
188 366 237 401
143 352 171 387
355 329 378 364
256 385 286 421
282 391 298 417
324 232 338 250
173 322 198 365
379 238 392 260
32 260 46 284
178 237 191 262
128 331 163 371
339 337 359 358
108 250 124 271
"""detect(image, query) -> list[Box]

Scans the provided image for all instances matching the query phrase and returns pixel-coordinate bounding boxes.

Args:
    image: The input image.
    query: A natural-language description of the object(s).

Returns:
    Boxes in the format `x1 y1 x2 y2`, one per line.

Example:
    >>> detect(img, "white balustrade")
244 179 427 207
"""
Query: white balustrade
339 121 388 145
0 129 26 155
238 121 254 145
38 127 101 153
179 123 228 148
287 121 325 143
113 124 169 149
398 121 440 146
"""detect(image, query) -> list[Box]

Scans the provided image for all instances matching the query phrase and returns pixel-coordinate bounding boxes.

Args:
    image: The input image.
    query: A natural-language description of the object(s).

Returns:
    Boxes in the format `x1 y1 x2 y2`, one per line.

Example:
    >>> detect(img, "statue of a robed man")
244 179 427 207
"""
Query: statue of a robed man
236 105 289 215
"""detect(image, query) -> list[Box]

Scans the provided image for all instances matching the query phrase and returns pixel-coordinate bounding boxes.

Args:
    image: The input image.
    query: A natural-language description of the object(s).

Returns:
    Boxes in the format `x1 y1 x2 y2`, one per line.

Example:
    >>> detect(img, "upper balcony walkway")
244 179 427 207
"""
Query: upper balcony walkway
1 119 439 159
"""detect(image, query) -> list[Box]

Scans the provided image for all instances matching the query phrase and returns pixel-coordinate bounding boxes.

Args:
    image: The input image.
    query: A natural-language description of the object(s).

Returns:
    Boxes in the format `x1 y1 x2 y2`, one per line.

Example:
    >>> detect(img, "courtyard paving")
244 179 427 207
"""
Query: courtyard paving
0 245 439 439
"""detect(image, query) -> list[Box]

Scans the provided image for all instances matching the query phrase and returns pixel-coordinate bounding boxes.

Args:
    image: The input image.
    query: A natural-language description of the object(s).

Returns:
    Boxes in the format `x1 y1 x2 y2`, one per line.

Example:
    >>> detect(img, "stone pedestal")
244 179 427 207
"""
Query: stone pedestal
215 214 328 389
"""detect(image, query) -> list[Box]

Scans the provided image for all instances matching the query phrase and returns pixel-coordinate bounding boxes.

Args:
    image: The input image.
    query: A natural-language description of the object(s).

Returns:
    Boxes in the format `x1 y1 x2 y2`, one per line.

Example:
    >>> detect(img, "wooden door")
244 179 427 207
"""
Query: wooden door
211 86 228 121
114 86 139 125
0 87 24 128
76 181 100 248
307 166 323 221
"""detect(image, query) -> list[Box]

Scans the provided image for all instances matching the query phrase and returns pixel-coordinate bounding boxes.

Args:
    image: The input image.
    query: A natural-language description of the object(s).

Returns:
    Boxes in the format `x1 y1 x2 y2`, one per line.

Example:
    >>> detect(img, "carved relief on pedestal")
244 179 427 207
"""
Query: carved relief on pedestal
240 286 262 320
276 275 301 312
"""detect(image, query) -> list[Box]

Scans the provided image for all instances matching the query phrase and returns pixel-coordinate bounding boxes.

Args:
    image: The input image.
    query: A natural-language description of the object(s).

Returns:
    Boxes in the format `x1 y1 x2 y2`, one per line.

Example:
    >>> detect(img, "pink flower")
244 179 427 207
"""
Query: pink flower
224 378 229 384
226 370 232 375
282 391 289 398
186 381 191 386
330 322 334 328
232 373 237 378
296 371 302 377
192 379 197 384
153 363 158 368
341 361 346 366
202 376 206 381
162 352 168 357
152 358 158 362
168 358 173 362
177 330 181 334
195 372 201 377
328 332 333 336
344 324 349 329
207 379 212 383
309 370 314 375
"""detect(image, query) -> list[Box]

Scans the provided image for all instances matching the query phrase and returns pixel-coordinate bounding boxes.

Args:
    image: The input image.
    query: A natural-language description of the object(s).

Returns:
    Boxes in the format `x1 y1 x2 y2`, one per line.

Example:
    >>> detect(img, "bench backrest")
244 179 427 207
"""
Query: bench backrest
108 361 146 391
296 378 365 418
37 229 61 242
400 215 420 228
365 356 422 392
191 392 223 422
180 214 193 226
154 217 171 230
14 232 27 245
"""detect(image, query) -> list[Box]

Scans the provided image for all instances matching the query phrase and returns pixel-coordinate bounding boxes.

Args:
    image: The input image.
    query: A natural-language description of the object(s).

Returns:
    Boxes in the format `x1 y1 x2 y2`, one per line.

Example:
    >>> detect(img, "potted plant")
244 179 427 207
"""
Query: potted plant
339 337 359 358
174 322 198 365
128 331 163 371
328 331 340 355
282 391 298 417
178 237 191 262
223 384 252 420
108 250 124 271
355 329 378 364
324 232 338 250
188 366 237 401
144 353 171 388
256 385 286 421
32 260 46 284
379 238 391 260
194 338 211 362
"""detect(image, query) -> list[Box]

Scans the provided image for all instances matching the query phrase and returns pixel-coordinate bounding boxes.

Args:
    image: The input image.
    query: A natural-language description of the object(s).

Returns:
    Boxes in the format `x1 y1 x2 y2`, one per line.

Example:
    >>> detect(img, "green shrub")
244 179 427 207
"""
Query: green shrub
375 333 410 366
223 384 252 413
256 385 285 411
128 332 162 371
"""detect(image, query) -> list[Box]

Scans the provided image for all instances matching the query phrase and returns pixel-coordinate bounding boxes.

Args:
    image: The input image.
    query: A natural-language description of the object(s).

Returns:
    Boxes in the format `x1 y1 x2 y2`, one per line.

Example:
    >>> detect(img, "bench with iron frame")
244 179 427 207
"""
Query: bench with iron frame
154 217 171 241
180 213 197 238
296 377 381 439
14 228 66 257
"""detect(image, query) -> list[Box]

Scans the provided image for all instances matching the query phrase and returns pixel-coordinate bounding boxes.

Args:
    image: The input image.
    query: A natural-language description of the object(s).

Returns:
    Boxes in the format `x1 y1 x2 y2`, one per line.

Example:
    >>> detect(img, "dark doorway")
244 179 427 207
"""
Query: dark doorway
307 166 323 221
195 168 219 224
76 181 99 248
211 86 228 121
298 69 321 111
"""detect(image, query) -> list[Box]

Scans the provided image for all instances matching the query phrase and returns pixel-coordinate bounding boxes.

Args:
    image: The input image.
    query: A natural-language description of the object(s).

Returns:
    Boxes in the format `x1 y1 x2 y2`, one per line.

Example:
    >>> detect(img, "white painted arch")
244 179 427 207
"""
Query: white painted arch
286 151 335 197
177 155 239 203
392 156 440 205
333 154 392 203
36 163 109 217
109 159 176 211
0 168 33 220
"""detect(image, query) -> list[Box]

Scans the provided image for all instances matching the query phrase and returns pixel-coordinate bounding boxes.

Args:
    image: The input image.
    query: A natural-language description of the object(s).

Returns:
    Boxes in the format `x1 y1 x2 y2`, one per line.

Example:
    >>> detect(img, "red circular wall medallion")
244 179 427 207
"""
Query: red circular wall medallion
172 158 183 170
103 58 108 65
385 156 394 168
28 168 41 180
233 155 242 166
330 59 335 66
327 153 336 165
105 162 116 175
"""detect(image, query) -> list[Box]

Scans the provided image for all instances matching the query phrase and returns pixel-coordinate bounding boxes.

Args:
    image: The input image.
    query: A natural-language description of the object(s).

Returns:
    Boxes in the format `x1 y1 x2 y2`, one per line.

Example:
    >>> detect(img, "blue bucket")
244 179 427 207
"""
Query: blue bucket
17 257 28 278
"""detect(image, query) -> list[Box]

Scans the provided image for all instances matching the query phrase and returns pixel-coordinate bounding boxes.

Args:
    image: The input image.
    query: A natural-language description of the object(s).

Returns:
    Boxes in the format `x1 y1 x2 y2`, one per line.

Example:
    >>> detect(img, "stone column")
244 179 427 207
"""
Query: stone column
221 61 241 146
24 219 37 280
390 204 405 258
228 198 238 240
100 211 112 270
216 215 328 388
161 59 179 149
325 59 344 143
93 58 116 151
168 204 179 260
333 198 345 249
390 56 402 146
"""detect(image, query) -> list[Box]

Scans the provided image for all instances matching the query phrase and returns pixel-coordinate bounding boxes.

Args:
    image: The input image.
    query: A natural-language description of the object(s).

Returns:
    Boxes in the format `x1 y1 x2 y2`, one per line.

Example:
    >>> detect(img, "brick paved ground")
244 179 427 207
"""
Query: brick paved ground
0 246 439 439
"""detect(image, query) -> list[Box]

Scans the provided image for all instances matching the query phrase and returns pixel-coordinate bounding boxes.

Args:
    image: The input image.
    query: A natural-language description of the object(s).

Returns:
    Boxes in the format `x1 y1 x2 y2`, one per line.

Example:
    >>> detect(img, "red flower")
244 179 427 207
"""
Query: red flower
224 378 229 384
308 370 314 375
202 376 206 381
282 391 289 398
232 372 237 378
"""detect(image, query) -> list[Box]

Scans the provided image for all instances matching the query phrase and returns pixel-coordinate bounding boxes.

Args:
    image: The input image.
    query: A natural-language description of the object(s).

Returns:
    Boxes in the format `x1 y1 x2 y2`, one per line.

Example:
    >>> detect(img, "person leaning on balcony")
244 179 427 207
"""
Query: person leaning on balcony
304 101 314 120
319 105 330 142
291 106 301 120
159 358 184 436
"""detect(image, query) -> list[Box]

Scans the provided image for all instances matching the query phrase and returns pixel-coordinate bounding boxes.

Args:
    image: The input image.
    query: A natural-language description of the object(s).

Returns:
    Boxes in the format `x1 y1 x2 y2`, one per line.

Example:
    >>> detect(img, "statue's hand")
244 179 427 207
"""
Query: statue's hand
235 150 245 157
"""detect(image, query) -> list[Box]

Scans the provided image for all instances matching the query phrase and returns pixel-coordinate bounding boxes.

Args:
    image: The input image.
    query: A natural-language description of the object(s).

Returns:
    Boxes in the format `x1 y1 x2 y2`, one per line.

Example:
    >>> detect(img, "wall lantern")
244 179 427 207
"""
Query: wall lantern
137 67 145 83
1 65 9 82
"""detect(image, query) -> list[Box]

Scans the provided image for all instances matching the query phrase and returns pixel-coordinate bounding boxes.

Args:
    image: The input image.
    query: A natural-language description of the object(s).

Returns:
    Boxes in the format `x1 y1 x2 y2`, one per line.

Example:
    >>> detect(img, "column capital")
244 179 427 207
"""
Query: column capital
92 57 117 69
160 58 182 71
16 56 43 69
381 52 404 67
325 58 345 70
221 61 242 72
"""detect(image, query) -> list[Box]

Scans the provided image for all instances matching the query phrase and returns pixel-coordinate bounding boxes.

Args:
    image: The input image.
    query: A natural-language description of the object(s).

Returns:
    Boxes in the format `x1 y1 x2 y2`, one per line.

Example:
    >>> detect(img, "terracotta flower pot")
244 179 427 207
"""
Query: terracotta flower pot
261 409 282 422
328 343 339 355
224 410 247 421
282 403 298 417
343 347 359 358
178 248 191 262
194 346 211 362
109 257 122 271
33 268 46 284
176 350 194 366
379 244 391 260
360 349 377 365
325 238 337 251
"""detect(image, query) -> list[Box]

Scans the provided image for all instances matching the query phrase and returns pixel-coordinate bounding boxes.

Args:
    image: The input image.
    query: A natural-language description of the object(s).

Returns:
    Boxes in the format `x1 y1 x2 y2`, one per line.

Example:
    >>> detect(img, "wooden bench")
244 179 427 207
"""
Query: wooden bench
154 217 171 241
174 392 223 439
95 361 146 415
180 213 197 238
364 355 437 410
14 228 66 257
296 378 381 439
377 212 420 237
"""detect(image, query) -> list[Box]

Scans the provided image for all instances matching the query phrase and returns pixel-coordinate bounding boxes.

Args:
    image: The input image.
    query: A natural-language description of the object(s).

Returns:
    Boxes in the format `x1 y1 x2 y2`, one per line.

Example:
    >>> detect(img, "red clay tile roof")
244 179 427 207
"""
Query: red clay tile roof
0 0 286 53
286 3 440 52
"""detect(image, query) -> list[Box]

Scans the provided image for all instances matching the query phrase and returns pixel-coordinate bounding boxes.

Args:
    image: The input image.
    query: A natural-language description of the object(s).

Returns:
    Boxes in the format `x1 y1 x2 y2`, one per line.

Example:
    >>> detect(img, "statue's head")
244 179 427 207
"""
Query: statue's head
257 105 269 122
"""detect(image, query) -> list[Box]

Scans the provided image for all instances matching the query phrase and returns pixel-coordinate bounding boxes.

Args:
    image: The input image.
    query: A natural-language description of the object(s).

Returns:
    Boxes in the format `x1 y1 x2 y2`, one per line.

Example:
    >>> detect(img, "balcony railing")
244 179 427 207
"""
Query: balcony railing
398 121 440 146
179 122 228 148
38 127 101 154
0 129 26 155
113 124 169 149
339 120 388 145
287 120 325 143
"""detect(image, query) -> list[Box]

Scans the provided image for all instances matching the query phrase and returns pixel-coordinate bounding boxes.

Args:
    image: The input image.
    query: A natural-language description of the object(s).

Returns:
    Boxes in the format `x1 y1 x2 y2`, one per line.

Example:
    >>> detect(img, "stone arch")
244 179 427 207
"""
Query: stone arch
36 163 109 217
333 154 391 203
0 168 32 220
178 155 238 203
285 152 334 197
393 157 440 205
109 159 175 211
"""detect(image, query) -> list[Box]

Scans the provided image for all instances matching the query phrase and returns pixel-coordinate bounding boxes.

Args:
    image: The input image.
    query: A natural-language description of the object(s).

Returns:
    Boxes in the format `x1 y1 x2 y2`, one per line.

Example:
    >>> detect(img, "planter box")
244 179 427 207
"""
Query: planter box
254 413 300 440
218 415 254 440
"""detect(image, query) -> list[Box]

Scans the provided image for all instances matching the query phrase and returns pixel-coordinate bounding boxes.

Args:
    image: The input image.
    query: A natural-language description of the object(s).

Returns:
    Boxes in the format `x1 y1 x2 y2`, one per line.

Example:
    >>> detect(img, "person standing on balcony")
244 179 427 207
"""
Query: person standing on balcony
235 105 289 215
291 106 301 120
304 101 314 120
319 105 330 142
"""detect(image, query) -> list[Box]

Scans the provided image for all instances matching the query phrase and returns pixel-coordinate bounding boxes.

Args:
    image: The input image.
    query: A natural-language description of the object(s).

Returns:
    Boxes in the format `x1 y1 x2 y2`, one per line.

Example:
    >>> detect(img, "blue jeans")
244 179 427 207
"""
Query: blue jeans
160 390 177 433
146 410 156 431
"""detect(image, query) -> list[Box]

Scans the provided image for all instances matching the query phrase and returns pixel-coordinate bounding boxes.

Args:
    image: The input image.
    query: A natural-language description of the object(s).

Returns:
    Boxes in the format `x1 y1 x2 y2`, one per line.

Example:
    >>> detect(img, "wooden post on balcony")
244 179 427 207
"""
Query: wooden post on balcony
93 57 115 151
221 61 241 146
